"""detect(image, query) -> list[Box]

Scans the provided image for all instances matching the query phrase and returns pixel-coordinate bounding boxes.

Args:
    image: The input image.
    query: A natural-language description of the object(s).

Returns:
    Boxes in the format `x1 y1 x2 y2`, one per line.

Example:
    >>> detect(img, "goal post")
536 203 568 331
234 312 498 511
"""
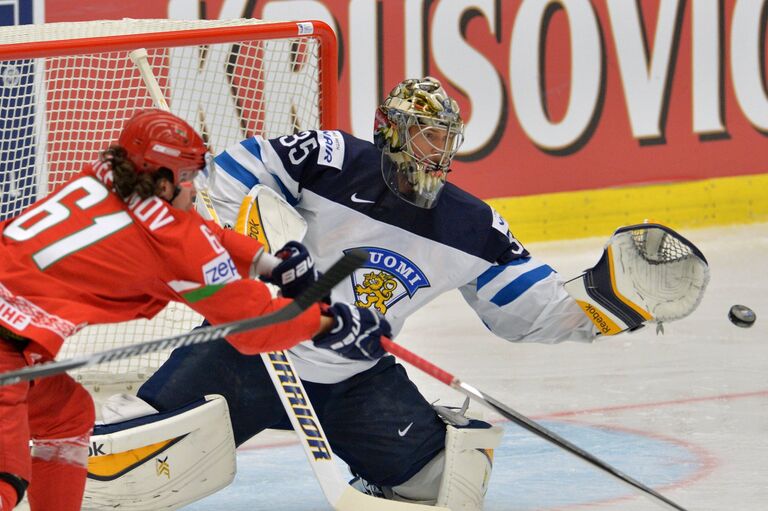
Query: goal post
0 18 338 402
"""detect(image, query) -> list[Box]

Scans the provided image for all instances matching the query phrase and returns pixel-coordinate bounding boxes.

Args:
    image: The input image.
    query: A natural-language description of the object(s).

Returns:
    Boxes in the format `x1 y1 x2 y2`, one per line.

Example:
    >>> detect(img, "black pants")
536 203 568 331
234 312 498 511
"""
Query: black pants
138 340 446 486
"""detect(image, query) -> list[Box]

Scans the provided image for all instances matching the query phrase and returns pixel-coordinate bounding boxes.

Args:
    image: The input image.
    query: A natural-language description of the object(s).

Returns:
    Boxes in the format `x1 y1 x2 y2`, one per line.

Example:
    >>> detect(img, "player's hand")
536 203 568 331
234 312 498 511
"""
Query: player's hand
312 303 391 360
264 241 318 298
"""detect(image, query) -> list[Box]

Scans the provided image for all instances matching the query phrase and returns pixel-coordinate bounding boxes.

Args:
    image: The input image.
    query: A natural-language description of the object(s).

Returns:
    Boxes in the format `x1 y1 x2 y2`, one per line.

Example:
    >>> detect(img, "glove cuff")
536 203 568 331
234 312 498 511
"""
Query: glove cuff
313 302 342 341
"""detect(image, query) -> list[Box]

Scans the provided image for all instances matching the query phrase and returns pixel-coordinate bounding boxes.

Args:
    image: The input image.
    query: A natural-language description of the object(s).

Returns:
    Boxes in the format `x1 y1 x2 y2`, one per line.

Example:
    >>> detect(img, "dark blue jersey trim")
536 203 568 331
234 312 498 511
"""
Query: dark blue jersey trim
270 172 299 207
267 130 523 263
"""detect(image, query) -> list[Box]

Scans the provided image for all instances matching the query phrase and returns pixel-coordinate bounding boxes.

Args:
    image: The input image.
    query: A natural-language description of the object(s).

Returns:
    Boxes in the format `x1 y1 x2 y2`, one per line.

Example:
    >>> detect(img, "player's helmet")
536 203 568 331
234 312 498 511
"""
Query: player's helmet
118 109 208 183
374 77 464 209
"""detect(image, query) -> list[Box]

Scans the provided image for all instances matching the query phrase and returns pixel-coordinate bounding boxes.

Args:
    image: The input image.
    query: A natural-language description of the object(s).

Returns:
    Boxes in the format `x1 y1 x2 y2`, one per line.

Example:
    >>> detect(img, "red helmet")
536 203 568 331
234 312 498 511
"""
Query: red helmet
118 109 207 183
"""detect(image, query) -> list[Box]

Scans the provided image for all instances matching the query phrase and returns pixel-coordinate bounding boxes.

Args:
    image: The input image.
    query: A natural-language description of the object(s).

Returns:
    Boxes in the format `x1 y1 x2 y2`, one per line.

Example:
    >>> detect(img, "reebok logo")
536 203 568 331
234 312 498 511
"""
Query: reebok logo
585 304 615 334
88 441 106 456
156 456 171 478
398 422 414 437
350 193 375 204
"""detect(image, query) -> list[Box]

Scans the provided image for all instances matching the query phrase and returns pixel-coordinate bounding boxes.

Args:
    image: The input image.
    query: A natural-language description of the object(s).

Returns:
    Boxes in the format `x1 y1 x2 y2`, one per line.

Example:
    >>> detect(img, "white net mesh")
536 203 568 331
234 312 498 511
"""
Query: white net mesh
611 225 710 323
0 19 331 389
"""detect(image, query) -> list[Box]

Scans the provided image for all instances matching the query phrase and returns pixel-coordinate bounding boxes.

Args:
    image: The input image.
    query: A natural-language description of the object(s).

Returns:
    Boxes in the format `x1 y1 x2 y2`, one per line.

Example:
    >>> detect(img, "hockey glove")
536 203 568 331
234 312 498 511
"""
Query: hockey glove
264 241 319 298
564 223 709 335
312 303 391 360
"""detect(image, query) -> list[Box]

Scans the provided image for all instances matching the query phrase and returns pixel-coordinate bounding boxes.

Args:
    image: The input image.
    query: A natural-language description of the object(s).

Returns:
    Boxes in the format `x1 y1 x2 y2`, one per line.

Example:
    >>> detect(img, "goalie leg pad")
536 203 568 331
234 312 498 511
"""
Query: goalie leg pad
385 406 503 511
82 394 235 510
138 339 289 446
435 421 503 510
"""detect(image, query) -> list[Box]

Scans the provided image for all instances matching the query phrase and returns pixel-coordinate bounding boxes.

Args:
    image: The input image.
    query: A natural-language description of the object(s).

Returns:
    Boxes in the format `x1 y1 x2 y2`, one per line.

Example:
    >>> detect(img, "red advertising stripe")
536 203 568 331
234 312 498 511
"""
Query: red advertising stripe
46 0 768 204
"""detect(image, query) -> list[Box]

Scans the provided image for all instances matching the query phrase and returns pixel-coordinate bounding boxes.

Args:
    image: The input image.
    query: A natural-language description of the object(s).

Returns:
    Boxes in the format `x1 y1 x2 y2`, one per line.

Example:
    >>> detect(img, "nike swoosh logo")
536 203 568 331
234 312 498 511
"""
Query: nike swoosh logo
350 193 375 204
398 422 414 437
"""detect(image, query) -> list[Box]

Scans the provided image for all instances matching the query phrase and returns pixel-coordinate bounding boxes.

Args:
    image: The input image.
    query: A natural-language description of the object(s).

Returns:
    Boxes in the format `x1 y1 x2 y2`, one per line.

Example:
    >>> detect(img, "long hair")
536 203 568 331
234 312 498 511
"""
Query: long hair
102 145 155 199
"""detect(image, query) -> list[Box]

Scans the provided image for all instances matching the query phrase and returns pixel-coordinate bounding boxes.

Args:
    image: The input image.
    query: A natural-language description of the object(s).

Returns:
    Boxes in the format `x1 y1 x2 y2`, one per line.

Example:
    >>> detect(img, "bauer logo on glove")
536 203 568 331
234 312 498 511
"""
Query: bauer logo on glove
264 241 319 298
564 223 709 335
274 242 315 285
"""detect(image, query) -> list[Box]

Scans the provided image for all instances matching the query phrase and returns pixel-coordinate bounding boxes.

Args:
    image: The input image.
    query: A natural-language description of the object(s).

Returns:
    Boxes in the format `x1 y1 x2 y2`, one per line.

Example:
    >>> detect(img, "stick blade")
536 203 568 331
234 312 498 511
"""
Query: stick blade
292 248 368 309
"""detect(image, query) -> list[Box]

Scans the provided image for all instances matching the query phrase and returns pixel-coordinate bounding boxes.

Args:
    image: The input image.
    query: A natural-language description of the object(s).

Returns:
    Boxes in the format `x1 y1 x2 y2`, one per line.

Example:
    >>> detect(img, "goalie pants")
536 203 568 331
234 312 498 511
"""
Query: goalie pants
0 338 94 510
138 339 446 487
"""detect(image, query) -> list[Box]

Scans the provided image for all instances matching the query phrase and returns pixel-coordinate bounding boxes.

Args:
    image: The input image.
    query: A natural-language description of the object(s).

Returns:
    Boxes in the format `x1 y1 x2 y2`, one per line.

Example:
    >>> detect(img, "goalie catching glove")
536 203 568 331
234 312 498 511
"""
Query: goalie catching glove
565 223 709 335
313 303 392 360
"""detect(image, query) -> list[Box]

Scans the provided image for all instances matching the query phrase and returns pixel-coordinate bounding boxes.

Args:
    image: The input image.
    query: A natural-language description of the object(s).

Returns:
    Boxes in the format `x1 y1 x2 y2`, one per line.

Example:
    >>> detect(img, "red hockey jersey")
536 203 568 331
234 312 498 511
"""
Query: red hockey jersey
0 164 320 360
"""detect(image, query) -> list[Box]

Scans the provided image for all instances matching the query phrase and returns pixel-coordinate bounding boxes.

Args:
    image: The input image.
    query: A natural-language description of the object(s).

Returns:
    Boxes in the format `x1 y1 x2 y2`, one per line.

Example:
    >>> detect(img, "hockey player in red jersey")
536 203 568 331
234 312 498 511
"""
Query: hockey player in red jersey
0 109 389 511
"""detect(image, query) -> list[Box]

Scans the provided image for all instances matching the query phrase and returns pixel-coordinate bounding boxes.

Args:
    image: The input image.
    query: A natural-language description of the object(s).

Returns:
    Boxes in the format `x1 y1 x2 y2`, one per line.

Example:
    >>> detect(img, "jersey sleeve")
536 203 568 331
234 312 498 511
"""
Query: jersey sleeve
459 255 597 344
200 217 268 279
156 213 320 354
205 130 338 228
187 280 321 354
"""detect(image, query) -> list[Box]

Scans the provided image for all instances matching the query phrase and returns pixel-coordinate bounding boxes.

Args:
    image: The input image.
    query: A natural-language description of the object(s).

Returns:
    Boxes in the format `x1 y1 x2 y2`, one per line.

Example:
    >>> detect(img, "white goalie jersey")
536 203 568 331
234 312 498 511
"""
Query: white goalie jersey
201 130 596 383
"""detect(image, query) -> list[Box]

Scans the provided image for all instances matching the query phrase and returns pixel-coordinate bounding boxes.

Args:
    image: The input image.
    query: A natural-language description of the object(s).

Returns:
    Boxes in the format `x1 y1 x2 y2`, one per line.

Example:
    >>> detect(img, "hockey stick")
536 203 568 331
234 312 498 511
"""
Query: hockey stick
0 250 367 387
129 48 170 110
262 350 447 511
381 338 690 511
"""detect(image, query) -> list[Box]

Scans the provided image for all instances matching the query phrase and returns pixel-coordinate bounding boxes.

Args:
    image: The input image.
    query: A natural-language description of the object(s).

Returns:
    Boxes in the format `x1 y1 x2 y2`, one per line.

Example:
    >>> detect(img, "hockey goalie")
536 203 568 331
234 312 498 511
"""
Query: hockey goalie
82 77 708 511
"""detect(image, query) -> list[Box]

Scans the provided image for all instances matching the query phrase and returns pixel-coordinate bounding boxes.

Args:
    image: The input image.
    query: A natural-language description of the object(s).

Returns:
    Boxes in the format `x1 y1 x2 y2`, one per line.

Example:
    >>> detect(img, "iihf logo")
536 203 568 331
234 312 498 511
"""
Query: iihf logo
345 247 429 314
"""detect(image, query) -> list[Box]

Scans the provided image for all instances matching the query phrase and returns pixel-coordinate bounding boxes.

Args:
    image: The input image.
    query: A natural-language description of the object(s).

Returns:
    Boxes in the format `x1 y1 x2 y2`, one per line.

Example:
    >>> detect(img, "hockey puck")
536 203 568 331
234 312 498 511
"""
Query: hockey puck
728 305 756 328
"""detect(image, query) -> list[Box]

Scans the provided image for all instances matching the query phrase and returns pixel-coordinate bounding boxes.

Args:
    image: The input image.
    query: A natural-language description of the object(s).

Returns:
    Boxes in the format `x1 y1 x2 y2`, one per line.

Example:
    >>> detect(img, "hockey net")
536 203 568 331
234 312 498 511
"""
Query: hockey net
0 18 336 399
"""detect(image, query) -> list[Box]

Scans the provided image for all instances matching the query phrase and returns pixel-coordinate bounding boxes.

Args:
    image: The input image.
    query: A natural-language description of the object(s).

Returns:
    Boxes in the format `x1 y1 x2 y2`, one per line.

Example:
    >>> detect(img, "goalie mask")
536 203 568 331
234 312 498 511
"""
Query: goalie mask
119 108 208 184
374 77 464 209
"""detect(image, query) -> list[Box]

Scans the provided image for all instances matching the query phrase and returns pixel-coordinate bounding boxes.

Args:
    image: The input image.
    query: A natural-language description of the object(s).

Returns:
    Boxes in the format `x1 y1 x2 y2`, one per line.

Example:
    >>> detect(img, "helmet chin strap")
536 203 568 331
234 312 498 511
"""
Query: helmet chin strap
169 185 182 203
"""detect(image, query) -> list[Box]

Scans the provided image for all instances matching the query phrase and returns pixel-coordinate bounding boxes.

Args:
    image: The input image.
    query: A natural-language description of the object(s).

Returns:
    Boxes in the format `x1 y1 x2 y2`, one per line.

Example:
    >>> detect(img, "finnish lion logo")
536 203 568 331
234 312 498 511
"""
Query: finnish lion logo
354 270 398 314
346 247 430 314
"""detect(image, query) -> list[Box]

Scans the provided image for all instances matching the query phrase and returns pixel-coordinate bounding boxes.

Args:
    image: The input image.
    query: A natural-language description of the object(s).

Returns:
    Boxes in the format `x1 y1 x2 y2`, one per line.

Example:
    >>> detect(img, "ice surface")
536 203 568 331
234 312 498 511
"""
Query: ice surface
22 223 768 511
190 223 768 510
186 223 768 510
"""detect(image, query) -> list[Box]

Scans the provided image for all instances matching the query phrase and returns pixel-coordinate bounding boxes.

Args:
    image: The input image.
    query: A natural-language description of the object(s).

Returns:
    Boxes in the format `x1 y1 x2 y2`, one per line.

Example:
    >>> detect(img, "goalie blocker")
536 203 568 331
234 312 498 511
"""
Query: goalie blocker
565 223 709 335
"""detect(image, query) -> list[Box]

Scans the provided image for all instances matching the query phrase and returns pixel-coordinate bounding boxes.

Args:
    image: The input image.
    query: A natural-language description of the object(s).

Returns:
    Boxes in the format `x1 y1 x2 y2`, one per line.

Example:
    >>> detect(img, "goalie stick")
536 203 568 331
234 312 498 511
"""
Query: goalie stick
261 349 447 511
228 186 442 510
381 338 691 511
0 249 367 387
230 177 443 511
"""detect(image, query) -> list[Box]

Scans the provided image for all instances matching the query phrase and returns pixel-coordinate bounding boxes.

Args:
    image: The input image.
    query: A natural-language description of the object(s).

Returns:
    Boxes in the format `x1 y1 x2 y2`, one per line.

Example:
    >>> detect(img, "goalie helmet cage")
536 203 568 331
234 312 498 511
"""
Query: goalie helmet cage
0 18 338 394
